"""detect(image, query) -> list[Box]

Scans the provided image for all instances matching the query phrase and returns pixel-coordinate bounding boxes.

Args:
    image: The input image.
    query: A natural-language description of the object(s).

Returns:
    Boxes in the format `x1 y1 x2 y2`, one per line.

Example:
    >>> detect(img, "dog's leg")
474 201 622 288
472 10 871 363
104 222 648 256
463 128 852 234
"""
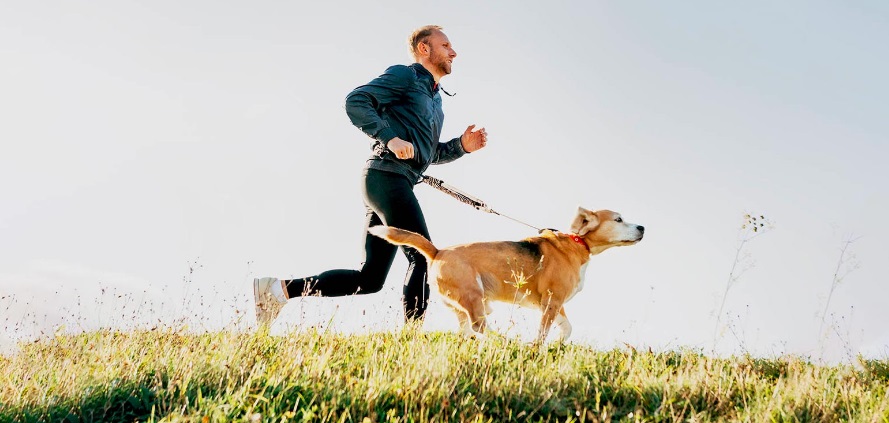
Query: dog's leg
438 267 487 338
536 294 565 343
456 292 487 335
445 301 476 338
553 308 572 341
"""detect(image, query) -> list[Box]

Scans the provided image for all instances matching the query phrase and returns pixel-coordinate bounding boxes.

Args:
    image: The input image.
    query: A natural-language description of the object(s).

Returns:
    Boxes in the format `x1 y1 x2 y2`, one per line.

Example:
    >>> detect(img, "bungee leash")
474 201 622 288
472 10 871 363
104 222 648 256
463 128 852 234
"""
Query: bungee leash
377 151 543 232
420 174 543 232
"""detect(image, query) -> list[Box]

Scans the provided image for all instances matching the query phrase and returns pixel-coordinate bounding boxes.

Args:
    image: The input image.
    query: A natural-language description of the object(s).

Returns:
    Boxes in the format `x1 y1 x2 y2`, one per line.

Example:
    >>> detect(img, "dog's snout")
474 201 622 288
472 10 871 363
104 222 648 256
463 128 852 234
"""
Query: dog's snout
637 225 645 233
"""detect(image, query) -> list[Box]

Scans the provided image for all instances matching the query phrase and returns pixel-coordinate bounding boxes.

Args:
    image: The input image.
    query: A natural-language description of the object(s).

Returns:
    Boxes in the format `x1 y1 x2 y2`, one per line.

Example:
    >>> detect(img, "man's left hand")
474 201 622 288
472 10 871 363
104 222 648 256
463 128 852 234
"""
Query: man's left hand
461 124 488 153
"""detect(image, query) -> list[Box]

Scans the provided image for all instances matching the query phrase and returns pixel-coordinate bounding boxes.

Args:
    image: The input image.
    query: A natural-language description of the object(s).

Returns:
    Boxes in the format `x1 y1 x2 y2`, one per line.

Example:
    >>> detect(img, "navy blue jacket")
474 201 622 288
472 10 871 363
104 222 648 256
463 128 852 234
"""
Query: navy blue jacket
345 63 466 181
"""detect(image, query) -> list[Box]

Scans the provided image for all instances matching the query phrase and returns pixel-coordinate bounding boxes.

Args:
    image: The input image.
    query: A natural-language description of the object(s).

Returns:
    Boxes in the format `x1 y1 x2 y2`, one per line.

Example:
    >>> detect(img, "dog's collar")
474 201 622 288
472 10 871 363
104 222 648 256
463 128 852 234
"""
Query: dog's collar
566 233 589 252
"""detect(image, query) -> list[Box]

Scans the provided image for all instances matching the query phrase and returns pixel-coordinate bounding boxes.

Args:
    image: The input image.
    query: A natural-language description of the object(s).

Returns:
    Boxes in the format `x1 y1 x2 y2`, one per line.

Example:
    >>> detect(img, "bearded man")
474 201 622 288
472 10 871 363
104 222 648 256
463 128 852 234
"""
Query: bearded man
253 25 489 325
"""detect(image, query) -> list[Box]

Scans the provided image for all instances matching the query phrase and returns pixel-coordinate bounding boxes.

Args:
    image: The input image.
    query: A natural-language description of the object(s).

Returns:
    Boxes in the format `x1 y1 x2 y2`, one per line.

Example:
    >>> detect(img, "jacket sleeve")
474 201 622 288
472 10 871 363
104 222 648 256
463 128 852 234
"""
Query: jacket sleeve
344 65 413 144
431 135 468 165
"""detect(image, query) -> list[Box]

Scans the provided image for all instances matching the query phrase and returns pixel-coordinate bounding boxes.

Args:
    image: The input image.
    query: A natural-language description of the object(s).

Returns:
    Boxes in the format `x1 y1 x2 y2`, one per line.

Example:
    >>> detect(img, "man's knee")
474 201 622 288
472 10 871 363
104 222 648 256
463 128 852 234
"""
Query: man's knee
356 263 388 294
357 273 386 294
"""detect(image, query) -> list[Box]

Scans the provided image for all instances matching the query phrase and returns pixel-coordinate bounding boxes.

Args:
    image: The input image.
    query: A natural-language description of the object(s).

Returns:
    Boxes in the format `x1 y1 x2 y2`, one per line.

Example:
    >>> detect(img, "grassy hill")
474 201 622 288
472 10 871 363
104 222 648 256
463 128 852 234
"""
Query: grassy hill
1 327 887 422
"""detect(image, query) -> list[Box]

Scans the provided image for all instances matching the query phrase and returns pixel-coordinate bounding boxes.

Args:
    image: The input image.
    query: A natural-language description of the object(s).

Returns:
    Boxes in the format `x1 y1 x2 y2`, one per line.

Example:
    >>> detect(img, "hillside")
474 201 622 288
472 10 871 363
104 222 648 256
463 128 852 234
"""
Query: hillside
1 328 887 422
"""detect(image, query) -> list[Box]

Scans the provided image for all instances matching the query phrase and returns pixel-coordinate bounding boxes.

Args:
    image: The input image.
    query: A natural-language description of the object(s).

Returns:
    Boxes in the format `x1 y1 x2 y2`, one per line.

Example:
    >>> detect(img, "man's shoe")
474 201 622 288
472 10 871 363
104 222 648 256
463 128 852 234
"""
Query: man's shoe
253 277 286 325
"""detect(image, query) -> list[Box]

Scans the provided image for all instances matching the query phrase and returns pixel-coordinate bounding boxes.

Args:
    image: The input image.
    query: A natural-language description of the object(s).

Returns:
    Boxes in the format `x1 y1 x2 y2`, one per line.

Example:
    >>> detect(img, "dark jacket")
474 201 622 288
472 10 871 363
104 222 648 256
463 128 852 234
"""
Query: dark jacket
345 63 466 181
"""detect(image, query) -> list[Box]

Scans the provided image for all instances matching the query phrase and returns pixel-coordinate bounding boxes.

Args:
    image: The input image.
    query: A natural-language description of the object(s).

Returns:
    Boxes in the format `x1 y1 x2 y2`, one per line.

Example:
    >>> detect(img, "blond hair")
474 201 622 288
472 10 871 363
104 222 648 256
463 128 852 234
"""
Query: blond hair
408 25 443 59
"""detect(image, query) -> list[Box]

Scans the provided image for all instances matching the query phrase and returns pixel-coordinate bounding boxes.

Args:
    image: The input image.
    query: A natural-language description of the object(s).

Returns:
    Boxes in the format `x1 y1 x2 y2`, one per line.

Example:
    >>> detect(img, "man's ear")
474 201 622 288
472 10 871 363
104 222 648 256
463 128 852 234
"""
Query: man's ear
417 41 429 56
570 207 599 236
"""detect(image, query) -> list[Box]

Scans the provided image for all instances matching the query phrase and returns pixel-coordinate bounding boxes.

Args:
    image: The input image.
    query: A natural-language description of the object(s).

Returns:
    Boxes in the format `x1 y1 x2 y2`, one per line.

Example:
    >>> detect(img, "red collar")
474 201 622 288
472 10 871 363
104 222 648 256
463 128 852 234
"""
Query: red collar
565 233 589 252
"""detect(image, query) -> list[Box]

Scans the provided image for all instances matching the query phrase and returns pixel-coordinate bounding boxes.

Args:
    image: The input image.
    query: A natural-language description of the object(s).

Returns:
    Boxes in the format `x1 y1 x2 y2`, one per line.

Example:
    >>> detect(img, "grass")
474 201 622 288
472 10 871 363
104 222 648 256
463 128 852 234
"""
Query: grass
1 326 887 422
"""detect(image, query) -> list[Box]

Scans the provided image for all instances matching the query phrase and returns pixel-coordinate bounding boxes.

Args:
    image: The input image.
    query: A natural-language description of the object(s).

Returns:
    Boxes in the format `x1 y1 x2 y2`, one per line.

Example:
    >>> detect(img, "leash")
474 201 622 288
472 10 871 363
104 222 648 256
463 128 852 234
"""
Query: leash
377 151 543 232
422 173 592 250
421 174 543 232
373 152 591 250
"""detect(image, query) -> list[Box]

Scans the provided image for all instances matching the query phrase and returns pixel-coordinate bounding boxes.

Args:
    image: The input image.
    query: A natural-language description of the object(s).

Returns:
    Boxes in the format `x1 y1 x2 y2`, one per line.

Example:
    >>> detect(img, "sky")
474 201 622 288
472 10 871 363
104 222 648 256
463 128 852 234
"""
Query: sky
1 1 887 363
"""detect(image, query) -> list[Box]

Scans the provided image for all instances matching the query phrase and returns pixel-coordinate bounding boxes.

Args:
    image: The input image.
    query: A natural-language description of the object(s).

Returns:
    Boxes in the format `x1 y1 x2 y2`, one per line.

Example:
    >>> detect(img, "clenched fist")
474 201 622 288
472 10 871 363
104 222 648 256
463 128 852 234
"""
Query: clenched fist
387 137 414 160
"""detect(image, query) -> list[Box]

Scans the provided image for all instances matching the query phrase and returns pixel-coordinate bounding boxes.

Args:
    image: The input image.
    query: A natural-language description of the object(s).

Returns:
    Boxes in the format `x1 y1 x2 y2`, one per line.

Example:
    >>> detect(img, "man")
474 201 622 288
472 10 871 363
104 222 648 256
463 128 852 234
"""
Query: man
253 25 488 325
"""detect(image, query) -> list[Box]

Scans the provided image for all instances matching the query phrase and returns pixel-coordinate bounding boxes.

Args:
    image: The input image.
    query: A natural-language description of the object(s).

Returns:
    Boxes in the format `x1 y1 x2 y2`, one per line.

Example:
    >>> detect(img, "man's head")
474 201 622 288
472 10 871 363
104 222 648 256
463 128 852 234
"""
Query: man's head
408 25 457 82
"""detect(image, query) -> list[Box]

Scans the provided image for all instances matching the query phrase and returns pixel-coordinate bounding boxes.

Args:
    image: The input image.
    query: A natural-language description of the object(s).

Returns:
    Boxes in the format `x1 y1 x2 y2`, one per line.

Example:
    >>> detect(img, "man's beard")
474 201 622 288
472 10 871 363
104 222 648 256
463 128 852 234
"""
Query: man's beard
430 50 451 75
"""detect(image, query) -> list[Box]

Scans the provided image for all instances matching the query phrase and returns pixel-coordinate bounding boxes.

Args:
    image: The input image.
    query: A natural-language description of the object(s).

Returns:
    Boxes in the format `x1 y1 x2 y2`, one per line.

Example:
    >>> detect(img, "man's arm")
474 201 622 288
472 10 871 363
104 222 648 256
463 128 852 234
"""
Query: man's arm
431 136 467 165
344 65 413 145
432 124 487 165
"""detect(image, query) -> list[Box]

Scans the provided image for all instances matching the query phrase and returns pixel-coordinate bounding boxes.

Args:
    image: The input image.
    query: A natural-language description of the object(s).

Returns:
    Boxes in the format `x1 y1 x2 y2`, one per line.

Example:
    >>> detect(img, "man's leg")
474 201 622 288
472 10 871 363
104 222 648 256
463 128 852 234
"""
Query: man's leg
282 207 397 297
360 170 431 321
279 169 431 321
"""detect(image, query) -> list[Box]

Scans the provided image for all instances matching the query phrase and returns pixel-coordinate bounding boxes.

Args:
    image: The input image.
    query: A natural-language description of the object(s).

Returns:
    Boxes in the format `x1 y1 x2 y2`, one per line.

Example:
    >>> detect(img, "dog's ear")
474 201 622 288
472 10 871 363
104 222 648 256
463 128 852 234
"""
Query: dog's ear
570 207 599 236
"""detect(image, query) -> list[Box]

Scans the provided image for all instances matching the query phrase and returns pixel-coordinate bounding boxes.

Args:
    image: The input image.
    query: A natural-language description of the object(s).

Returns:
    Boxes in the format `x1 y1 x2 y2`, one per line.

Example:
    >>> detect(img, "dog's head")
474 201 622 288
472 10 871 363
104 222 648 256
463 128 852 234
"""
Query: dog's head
570 207 644 253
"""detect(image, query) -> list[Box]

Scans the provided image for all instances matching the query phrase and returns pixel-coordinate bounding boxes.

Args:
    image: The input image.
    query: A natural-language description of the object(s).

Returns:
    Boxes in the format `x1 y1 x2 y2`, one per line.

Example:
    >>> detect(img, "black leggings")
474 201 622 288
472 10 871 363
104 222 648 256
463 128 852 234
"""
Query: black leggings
283 169 431 321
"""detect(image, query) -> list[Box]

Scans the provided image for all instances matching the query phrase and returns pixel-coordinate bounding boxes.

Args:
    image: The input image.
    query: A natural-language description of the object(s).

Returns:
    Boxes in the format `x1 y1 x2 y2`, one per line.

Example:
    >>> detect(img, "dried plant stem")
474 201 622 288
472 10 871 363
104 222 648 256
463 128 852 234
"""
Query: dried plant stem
819 236 860 343
713 214 771 352
713 238 747 350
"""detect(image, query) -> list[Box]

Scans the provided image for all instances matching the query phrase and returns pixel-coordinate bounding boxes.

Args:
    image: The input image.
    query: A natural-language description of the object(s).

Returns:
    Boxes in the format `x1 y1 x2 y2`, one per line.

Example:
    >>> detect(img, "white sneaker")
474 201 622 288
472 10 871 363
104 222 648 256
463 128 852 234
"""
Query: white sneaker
253 277 286 326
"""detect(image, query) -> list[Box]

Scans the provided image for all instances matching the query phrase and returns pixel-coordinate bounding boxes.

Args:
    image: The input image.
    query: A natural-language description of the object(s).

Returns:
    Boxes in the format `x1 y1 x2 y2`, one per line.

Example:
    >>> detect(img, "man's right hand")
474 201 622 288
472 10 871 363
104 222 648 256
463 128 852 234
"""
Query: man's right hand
387 138 414 160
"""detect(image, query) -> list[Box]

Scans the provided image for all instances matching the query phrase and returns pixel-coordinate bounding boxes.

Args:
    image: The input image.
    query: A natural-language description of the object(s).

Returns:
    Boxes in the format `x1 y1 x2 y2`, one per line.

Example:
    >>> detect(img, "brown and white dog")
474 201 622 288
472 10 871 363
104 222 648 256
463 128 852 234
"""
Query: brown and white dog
369 207 644 342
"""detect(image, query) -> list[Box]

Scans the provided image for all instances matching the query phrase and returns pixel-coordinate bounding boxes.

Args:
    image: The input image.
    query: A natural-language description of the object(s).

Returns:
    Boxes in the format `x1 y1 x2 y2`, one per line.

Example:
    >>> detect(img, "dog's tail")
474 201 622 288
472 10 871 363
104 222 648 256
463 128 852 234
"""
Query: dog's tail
368 226 439 261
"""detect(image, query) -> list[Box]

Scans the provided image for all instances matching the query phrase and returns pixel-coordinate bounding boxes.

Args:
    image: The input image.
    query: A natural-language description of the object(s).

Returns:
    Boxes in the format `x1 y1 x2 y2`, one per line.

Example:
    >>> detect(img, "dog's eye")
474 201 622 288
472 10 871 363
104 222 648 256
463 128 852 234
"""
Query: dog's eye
615 217 623 223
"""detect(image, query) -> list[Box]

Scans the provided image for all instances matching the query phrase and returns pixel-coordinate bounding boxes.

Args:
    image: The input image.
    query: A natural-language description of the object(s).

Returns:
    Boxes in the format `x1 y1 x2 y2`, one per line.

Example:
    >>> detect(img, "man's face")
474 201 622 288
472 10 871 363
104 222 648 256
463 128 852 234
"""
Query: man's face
423 30 457 76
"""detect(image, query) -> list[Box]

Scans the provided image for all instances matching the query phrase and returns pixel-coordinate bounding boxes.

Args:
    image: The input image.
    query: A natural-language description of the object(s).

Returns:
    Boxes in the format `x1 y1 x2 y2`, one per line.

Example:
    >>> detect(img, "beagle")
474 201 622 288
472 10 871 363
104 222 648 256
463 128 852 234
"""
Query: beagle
369 207 644 342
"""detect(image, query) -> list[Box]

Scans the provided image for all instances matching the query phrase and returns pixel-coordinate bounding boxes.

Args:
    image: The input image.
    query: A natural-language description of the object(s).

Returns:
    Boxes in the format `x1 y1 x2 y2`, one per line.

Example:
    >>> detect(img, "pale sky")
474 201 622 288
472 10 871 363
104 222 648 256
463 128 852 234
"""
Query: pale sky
2 1 887 362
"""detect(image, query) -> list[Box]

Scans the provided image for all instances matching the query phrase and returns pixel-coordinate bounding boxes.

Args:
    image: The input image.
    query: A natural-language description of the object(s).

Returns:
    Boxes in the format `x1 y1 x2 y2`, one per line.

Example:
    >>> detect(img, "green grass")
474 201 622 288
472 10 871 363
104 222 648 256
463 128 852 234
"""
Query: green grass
1 327 887 422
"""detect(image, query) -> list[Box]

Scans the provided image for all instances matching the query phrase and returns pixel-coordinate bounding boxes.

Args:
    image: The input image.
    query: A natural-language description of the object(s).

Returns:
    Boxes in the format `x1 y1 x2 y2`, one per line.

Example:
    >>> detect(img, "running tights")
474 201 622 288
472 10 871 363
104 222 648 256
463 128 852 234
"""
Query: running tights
282 169 431 321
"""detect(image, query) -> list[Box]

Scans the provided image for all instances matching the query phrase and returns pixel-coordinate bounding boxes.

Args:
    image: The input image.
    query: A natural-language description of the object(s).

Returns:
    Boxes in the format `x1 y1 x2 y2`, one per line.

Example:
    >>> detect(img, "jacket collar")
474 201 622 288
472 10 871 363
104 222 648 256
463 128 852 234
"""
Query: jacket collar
410 63 438 93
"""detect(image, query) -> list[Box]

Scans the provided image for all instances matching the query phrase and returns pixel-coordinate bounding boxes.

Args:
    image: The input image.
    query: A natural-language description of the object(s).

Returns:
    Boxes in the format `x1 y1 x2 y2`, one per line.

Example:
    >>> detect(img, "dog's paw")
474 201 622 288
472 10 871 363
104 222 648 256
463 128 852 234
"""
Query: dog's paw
459 328 486 340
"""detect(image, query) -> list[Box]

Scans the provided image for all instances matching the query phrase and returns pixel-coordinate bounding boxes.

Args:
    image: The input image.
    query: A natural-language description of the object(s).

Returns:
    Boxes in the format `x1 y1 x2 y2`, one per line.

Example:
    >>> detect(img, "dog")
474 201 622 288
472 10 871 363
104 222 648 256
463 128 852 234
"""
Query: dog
368 207 644 342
